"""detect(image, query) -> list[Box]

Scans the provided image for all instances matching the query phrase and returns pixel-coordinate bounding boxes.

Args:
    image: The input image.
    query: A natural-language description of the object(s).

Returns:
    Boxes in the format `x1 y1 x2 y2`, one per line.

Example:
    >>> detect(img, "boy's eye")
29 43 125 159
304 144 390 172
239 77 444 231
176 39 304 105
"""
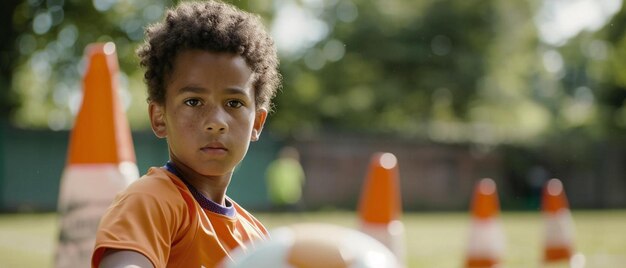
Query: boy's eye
184 99 201 107
226 100 244 108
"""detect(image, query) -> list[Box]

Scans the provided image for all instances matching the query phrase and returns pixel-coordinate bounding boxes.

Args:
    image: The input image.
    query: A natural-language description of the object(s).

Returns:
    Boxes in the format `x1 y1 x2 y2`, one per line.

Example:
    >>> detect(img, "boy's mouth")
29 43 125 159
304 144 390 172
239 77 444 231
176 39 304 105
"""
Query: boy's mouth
200 142 228 155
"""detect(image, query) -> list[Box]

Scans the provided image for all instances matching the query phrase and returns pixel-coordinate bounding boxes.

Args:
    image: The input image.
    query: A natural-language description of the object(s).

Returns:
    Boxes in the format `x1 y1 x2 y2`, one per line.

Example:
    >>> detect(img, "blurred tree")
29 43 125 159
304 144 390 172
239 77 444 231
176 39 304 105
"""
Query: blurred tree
10 0 171 129
6 0 270 130
589 3 626 138
532 1 626 144
272 0 548 145
3 0 623 148
466 0 552 145
0 0 21 120
274 0 495 137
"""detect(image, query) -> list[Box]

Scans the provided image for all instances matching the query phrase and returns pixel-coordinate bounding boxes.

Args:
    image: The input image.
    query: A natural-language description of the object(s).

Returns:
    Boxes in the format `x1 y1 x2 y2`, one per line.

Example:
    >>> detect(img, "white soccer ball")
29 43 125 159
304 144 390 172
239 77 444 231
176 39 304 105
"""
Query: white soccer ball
221 223 399 268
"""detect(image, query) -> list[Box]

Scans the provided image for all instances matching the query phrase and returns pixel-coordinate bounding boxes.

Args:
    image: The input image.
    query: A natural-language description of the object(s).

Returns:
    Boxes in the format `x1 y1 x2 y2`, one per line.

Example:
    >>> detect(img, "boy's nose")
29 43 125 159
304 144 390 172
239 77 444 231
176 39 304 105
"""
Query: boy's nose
204 109 228 134
207 124 226 133
206 120 227 133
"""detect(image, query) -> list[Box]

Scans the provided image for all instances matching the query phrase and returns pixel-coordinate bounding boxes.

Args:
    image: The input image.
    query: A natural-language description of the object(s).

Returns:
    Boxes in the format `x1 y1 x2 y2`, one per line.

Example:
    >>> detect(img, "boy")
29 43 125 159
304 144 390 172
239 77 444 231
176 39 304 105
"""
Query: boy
91 1 281 267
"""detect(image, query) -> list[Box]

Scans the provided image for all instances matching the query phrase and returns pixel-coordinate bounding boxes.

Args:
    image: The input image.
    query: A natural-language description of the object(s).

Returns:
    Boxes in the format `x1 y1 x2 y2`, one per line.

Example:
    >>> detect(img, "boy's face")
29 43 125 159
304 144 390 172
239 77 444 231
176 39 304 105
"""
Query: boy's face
149 49 267 177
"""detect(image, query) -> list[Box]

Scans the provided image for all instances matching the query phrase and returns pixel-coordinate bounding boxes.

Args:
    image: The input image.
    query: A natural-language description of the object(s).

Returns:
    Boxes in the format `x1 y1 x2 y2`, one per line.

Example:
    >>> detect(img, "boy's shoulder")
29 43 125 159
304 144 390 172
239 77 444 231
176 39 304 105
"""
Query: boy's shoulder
109 166 191 216
124 167 183 197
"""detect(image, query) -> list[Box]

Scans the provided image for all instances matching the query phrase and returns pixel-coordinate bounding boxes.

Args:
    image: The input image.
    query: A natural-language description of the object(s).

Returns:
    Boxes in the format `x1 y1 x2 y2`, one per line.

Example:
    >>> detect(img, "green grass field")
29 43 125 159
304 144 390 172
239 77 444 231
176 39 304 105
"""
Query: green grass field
1 210 625 267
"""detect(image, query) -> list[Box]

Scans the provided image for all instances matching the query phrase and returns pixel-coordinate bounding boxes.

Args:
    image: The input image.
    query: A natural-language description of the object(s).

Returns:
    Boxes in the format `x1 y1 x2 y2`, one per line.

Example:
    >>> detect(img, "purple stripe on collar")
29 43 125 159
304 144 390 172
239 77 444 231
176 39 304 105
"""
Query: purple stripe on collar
164 162 236 217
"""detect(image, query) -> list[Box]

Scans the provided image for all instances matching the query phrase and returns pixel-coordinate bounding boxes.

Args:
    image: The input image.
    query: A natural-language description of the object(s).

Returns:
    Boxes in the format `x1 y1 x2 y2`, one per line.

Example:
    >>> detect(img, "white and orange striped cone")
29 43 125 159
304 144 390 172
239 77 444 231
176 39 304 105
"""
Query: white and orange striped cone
542 178 577 267
357 152 405 267
55 42 139 268
465 178 505 268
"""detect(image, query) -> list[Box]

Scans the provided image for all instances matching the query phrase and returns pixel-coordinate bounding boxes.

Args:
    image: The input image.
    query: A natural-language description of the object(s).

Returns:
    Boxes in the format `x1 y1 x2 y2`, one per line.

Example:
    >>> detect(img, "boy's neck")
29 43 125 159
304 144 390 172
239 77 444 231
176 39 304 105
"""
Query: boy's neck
167 159 231 206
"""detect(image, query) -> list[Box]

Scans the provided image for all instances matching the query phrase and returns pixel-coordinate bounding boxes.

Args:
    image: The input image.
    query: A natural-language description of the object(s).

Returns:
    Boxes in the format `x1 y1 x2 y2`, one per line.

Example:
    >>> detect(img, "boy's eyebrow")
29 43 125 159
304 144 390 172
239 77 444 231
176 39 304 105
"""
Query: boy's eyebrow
177 85 251 96
223 87 250 96
177 85 205 94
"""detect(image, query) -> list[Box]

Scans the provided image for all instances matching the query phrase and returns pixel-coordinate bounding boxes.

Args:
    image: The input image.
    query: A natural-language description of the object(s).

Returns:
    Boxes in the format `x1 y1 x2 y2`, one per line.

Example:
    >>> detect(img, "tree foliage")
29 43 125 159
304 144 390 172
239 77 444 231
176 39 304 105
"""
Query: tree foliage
3 0 625 147
272 0 547 145
589 3 626 138
7 0 267 130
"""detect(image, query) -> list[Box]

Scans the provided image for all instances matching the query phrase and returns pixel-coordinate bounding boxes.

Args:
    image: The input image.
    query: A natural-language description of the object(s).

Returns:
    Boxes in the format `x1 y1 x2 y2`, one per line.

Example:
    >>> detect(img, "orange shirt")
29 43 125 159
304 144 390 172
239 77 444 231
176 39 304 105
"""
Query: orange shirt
92 166 268 268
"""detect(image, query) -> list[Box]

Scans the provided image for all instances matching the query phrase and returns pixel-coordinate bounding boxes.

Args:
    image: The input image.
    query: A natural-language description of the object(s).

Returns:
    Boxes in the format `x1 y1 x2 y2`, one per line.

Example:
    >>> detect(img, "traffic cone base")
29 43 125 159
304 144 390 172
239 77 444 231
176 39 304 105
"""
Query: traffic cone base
465 219 505 266
56 43 138 268
465 178 504 268
57 163 138 267
542 179 575 264
466 258 499 267
357 152 405 265
544 210 574 248
58 163 139 204
544 247 572 262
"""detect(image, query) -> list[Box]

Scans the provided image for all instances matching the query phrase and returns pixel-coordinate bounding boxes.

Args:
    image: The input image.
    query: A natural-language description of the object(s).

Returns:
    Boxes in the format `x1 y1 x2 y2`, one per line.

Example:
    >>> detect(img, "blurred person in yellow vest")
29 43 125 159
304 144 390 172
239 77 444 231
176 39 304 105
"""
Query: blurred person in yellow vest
265 146 306 211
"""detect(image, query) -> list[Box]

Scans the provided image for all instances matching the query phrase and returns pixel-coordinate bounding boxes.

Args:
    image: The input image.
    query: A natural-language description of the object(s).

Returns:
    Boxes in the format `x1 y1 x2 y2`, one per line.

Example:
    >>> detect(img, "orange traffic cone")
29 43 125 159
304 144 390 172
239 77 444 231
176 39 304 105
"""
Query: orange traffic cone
357 152 405 266
55 42 139 268
465 178 505 268
542 178 576 265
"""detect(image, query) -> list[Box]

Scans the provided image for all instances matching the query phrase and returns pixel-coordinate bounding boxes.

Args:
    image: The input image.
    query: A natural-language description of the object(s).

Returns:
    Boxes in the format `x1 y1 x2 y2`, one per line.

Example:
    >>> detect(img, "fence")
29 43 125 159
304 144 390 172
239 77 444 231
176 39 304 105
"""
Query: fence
0 122 282 212
1 123 624 212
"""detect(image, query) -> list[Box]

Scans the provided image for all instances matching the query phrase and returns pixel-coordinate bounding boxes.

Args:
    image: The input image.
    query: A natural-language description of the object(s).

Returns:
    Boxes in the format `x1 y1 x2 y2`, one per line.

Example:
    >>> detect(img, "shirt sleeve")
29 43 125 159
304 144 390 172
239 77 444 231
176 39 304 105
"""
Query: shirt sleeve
92 179 188 268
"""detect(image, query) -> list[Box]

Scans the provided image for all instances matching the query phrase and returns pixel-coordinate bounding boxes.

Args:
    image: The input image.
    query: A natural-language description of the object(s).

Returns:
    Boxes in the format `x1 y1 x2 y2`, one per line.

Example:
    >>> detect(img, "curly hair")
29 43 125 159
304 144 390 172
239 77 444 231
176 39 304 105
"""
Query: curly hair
137 0 281 110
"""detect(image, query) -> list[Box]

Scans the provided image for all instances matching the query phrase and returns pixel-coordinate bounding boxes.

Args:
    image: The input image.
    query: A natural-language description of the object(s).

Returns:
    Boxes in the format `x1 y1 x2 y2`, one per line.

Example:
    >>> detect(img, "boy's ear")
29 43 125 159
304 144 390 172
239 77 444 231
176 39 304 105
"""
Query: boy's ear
251 108 268 142
149 102 167 138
